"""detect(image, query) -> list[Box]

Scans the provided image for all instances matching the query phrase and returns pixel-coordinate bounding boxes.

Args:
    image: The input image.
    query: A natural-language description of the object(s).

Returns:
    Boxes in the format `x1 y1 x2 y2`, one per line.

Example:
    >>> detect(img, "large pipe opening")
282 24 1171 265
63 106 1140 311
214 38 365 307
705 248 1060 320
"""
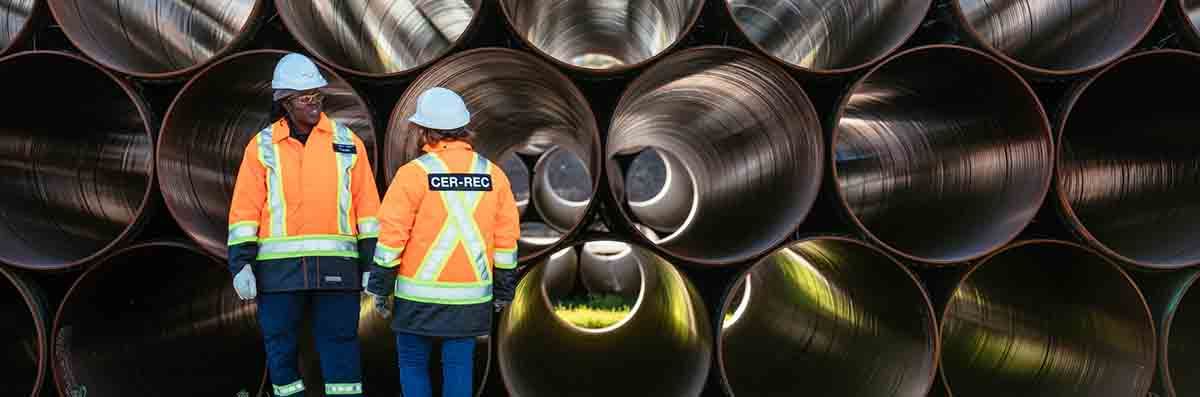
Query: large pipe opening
0 51 154 270
1161 272 1200 397
724 0 930 73
0 266 48 397
499 0 703 71
833 45 1053 264
387 48 600 260
940 240 1156 397
1057 50 1200 269
158 50 377 259
498 241 711 396
0 0 37 56
718 237 938 396
608 46 823 265
46 0 264 79
52 242 265 396
950 0 1163 75
276 0 481 78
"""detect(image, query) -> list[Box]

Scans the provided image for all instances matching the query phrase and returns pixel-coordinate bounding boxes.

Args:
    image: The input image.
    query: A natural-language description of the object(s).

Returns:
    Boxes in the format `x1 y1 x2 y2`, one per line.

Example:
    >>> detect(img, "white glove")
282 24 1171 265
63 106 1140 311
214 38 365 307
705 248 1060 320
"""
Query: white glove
233 264 257 300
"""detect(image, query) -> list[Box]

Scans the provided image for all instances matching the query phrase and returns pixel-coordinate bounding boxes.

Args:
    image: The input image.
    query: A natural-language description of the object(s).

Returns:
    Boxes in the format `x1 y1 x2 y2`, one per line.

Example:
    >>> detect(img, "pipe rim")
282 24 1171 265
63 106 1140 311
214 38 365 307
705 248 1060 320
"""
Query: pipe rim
0 0 41 57
0 265 47 397
1160 270 1200 397
829 44 1054 265
0 50 157 271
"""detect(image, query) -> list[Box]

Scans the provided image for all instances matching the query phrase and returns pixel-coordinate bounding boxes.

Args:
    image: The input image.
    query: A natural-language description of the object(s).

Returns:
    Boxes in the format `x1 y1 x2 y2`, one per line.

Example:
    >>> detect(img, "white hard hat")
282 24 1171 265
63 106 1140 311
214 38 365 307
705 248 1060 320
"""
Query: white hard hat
272 53 328 92
409 87 471 130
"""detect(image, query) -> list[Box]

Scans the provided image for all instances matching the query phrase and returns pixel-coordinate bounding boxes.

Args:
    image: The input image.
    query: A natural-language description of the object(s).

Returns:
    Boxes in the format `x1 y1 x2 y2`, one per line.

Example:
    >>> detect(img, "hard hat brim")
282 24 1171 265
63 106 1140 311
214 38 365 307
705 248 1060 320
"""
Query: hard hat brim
409 114 470 130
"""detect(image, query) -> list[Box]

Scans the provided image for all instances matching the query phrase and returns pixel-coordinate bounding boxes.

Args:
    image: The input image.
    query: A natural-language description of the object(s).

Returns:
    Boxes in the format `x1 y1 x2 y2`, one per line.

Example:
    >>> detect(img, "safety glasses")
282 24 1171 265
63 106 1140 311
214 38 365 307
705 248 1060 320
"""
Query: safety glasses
290 92 324 106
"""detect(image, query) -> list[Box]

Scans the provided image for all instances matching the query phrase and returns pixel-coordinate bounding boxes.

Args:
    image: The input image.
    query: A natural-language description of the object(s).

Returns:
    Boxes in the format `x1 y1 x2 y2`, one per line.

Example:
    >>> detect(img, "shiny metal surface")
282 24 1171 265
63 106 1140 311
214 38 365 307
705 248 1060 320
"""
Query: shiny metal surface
718 237 938 397
498 241 711 396
951 0 1163 74
1057 50 1200 269
1159 271 1200 397
0 266 49 397
940 240 1155 397
608 46 823 265
579 241 641 301
158 50 376 259
0 0 36 56
51 242 265 396
833 45 1053 264
276 0 479 77
499 152 532 215
626 148 693 234
46 0 263 78
0 51 154 270
543 247 579 301
499 0 703 71
387 48 600 260
532 147 592 233
725 0 930 72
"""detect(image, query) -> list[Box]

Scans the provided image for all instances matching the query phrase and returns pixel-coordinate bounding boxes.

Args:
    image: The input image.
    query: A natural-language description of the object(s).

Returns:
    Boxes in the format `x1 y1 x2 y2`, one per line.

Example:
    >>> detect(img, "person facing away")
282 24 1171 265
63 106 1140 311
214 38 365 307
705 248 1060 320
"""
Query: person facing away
227 52 381 397
365 87 520 397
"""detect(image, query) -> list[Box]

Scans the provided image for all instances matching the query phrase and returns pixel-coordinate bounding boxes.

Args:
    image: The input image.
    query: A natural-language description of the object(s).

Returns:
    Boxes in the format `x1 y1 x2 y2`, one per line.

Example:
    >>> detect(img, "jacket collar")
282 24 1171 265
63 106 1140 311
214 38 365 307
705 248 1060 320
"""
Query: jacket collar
422 140 474 153
272 113 332 143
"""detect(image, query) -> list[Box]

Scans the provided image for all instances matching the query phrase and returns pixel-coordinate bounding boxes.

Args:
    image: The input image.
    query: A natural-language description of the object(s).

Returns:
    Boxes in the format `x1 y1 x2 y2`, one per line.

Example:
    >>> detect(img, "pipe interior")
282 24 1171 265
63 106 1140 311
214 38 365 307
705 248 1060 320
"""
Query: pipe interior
726 0 930 71
608 48 823 264
833 46 1052 263
276 0 479 76
498 242 711 396
1167 276 1200 396
46 0 261 77
500 0 701 69
719 238 937 397
158 51 376 259
954 0 1162 72
0 52 153 270
1058 51 1200 268
0 268 42 396
0 0 35 54
940 242 1155 397
52 243 264 396
1188 0 1200 39
531 147 593 233
499 151 531 215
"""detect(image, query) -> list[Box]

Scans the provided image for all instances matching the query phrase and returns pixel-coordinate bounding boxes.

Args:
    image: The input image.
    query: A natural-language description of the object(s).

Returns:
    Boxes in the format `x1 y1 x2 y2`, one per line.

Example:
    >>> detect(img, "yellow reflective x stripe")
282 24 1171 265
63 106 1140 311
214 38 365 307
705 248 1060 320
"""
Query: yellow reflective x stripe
257 236 358 260
274 380 305 396
413 153 491 282
258 128 287 237
228 221 259 245
357 217 379 239
326 383 362 395
374 242 404 268
333 122 356 235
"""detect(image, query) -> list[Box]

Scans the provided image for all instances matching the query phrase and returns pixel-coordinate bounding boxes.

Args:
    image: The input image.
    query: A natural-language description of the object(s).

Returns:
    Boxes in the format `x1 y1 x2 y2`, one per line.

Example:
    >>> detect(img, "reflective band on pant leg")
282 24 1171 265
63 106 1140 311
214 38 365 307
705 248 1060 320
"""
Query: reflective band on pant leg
274 380 305 396
325 383 363 395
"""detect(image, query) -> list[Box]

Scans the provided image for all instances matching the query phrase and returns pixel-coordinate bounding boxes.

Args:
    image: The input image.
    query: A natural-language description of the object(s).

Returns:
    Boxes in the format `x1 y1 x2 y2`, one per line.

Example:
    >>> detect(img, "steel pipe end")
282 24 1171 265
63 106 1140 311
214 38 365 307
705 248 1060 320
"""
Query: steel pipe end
1161 271 1200 397
0 0 39 56
0 266 49 397
46 0 264 79
718 237 938 397
579 241 641 301
950 0 1164 76
158 50 377 259
499 0 703 72
499 151 532 216
0 51 155 271
52 242 266 396
543 246 580 302
388 48 601 260
724 0 931 74
498 241 711 396
626 148 694 234
1057 49 1200 269
608 46 823 265
833 45 1053 264
940 240 1155 397
276 0 481 78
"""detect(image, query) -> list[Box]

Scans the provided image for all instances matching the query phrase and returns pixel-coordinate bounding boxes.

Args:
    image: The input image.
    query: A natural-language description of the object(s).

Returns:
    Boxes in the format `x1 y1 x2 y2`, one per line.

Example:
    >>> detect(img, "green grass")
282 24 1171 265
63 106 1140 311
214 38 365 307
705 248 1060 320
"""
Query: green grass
552 294 633 329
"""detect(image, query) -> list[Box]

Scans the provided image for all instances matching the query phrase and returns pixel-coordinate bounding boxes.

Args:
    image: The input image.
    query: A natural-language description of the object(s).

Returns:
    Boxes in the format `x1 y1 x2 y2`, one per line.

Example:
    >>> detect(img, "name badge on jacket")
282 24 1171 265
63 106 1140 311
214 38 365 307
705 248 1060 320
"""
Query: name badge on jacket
333 143 357 154
428 173 493 191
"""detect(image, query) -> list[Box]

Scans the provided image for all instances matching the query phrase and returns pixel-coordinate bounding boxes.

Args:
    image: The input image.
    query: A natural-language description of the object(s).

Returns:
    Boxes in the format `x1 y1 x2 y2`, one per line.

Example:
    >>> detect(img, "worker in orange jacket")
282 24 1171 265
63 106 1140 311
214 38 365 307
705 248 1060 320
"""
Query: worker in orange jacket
365 87 520 397
227 53 380 397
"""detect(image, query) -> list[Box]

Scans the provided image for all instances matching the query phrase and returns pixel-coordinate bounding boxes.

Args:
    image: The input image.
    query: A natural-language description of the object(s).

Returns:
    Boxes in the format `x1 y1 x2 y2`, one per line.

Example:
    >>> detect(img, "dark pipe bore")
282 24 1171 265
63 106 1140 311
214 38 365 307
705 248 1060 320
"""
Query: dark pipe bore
0 266 49 396
1159 272 1200 397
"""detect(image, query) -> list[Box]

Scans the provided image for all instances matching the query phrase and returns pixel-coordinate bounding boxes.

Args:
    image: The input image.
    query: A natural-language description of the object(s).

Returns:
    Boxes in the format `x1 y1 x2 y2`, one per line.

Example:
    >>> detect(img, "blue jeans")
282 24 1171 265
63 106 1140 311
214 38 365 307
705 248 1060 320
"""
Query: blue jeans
395 332 475 397
257 292 363 397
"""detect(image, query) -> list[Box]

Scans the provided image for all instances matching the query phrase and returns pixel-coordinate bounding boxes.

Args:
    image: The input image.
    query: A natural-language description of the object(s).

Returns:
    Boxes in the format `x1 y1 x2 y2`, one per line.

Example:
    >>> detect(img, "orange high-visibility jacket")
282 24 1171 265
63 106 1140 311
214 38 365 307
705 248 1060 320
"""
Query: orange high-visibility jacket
373 141 520 305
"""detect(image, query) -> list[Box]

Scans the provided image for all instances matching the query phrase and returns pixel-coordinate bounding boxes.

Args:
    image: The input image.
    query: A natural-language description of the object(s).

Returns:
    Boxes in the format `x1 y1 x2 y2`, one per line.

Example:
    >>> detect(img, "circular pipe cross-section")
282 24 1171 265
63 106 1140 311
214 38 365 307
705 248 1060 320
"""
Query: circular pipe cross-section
940 240 1156 397
833 45 1053 264
1057 50 1200 269
718 237 938 397
47 0 264 79
950 0 1164 76
531 146 592 233
159 50 377 259
724 0 931 74
1157 271 1200 397
0 266 50 397
579 240 641 301
498 241 711 396
276 0 481 78
0 51 155 270
543 246 580 302
499 0 703 72
608 46 823 265
0 0 38 56
52 242 265 396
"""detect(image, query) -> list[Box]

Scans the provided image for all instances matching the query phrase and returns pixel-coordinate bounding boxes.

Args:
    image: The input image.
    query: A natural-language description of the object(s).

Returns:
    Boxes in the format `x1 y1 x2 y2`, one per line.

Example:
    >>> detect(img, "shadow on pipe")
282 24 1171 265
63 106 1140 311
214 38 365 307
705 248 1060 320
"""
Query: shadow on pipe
52 242 265 396
1173 0 1200 48
1057 49 1200 269
158 49 377 259
276 0 481 78
718 237 938 397
46 0 264 79
0 266 49 397
608 46 823 265
498 240 711 396
542 246 579 302
499 0 703 72
940 240 1156 397
949 0 1163 76
0 51 155 271
387 48 600 260
832 45 1053 264
1149 270 1200 397
0 0 37 56
724 0 930 73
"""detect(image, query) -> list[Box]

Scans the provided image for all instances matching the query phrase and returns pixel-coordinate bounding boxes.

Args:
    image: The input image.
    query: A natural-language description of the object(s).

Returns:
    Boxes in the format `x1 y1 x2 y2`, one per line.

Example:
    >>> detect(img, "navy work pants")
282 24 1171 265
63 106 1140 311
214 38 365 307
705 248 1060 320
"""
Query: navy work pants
257 291 363 397
395 332 475 397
